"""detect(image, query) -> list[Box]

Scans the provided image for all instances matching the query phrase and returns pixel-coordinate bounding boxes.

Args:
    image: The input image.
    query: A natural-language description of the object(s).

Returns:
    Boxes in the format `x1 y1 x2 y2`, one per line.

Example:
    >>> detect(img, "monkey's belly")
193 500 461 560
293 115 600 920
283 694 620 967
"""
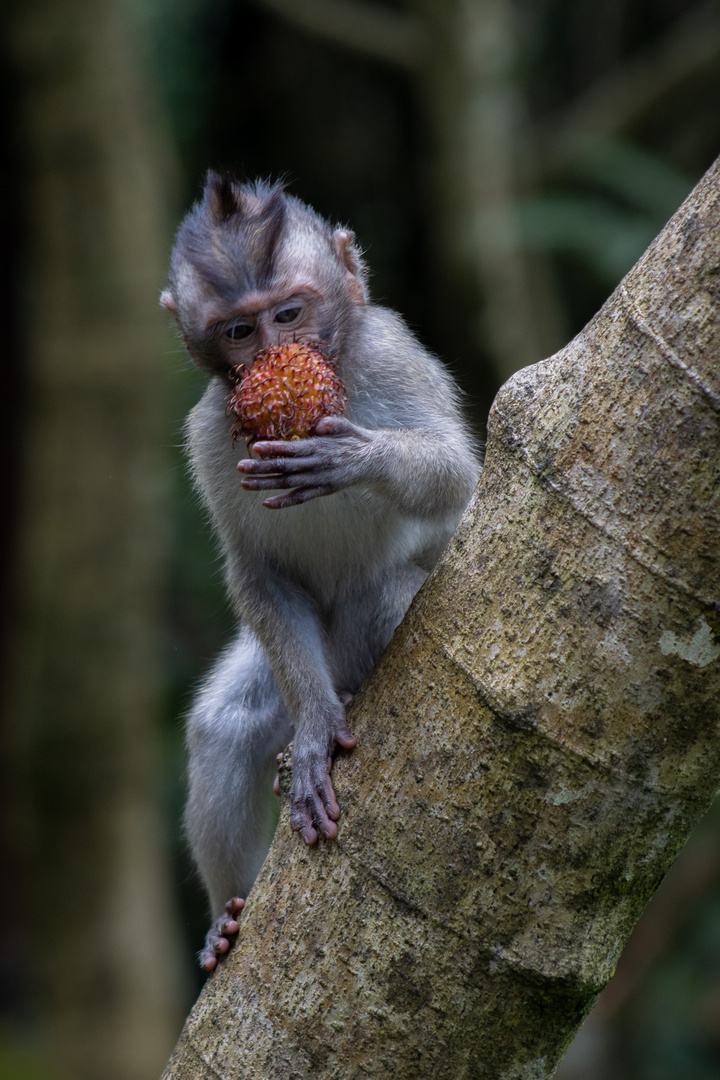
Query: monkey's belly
237 484 431 593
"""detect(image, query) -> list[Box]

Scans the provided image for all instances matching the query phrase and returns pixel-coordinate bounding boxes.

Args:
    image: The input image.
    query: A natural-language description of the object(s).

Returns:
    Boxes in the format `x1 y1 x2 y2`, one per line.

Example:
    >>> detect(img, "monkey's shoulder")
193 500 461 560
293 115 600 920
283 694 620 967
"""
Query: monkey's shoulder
185 382 240 500
344 305 466 428
187 378 235 444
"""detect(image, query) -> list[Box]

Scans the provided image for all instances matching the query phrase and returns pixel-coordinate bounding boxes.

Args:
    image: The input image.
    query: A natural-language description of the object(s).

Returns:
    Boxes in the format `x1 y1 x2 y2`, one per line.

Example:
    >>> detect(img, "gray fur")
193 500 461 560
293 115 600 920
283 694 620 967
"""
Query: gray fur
165 177 480 956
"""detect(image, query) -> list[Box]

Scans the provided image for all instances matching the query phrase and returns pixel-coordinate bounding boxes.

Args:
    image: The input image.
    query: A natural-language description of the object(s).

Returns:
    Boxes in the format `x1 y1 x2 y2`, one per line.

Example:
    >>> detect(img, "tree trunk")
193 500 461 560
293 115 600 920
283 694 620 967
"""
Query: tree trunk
6 0 188 1076
162 155 720 1078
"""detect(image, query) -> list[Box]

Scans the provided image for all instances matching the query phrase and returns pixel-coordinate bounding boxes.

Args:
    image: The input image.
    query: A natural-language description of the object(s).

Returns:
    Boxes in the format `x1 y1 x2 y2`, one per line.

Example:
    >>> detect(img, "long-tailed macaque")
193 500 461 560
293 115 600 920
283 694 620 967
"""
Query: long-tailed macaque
162 174 480 968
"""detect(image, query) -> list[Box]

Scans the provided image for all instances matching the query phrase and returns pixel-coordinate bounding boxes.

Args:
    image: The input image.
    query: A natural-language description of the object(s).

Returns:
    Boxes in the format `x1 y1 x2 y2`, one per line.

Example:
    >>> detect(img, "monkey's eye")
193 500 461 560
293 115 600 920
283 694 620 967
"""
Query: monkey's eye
226 323 254 341
275 306 301 325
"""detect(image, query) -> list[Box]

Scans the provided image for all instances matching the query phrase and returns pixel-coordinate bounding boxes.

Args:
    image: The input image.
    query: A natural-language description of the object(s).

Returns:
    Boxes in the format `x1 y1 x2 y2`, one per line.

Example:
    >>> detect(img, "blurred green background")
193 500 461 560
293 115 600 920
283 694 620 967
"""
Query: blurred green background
1 0 720 1077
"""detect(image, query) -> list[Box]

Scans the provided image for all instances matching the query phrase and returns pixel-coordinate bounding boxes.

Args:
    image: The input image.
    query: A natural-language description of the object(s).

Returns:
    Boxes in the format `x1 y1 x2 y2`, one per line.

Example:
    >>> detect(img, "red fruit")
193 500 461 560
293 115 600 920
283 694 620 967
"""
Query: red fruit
227 342 347 446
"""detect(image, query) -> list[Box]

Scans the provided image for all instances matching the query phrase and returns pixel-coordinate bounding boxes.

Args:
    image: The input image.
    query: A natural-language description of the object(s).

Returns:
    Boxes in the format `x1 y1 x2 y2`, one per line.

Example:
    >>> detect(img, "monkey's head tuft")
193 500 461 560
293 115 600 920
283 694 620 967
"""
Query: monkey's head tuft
204 172 244 223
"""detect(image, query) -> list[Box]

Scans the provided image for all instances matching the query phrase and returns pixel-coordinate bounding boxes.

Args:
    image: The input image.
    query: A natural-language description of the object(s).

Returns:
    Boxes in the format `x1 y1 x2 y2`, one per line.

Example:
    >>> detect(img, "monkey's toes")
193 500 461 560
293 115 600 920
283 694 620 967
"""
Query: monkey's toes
199 896 245 971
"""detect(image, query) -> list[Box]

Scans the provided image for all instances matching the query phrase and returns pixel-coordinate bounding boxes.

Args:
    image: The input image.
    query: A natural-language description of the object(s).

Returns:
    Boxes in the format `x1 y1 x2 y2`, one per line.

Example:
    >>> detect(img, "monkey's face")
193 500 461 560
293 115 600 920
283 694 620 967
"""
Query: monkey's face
212 286 327 368
174 279 342 379
166 255 360 379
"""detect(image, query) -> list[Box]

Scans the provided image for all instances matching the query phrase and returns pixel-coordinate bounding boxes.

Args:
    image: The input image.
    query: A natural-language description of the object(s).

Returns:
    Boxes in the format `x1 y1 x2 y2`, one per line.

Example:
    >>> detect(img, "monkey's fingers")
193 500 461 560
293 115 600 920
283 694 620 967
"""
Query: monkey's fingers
312 416 363 438
290 772 341 844
240 470 321 491
288 799 319 845
291 804 338 845
263 485 333 509
321 775 342 822
251 439 317 458
239 455 320 477
240 475 290 491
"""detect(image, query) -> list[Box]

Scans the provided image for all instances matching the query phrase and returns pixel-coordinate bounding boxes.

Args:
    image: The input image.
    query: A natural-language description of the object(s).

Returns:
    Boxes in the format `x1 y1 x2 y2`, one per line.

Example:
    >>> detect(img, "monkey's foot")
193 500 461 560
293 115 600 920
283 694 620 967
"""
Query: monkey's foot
199 896 245 972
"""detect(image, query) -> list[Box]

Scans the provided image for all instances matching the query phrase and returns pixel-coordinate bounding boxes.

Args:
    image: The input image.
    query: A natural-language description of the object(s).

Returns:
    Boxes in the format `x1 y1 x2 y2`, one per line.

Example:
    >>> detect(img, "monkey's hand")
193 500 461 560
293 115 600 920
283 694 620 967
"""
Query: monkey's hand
237 417 372 509
289 704 356 845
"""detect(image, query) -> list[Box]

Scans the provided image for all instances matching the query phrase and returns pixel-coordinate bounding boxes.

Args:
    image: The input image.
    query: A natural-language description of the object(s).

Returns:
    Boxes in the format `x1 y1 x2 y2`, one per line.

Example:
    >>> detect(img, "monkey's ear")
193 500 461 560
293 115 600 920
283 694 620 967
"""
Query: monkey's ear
334 230 367 305
160 289 178 313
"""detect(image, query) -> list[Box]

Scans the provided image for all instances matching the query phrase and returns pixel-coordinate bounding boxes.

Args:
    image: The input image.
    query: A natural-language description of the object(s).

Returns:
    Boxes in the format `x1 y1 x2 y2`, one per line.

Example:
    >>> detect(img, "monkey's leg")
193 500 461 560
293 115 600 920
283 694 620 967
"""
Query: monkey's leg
226 564 357 846
184 627 292 969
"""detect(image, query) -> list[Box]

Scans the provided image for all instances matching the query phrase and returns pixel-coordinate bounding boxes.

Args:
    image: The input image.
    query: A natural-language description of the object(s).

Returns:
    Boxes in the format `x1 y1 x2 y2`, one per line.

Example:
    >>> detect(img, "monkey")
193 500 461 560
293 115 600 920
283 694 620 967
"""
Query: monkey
161 173 481 970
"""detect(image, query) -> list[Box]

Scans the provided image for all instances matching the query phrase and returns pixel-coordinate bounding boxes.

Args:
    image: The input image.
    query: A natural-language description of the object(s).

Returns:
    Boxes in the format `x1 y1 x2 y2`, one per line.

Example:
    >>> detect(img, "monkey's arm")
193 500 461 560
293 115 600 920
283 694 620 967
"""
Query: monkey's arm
238 415 477 514
229 562 356 844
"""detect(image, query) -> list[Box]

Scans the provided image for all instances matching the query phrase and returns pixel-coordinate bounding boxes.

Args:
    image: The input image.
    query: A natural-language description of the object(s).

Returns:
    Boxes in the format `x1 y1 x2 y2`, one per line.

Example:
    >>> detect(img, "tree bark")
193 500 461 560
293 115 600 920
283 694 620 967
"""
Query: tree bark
162 155 720 1078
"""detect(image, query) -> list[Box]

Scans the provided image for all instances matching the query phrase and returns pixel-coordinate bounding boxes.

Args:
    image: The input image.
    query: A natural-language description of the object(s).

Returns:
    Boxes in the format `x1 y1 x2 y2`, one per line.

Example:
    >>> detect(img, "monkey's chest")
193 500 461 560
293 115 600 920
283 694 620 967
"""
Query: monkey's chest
244 485 416 582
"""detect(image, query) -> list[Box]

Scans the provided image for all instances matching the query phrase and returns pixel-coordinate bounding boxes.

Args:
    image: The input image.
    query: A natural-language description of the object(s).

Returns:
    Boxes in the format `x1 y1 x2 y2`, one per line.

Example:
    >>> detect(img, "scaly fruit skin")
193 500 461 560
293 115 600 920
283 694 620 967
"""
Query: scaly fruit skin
227 342 347 447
